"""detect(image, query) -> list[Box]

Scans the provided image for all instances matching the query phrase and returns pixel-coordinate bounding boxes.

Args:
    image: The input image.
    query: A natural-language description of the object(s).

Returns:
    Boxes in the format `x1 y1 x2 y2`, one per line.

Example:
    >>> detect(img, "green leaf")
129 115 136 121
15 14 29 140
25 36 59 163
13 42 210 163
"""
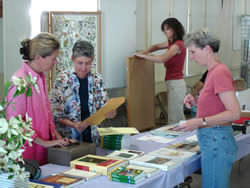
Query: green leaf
11 104 16 112
0 111 5 118
4 81 12 97
26 75 31 84
26 87 32 97
13 89 21 98
0 133 6 139
8 175 14 179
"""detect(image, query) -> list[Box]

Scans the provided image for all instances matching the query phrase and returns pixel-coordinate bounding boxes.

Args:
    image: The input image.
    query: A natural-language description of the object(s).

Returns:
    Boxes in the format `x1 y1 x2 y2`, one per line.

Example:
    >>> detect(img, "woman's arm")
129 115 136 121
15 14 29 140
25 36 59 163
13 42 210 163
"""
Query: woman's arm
142 41 168 54
135 44 180 64
175 91 241 132
33 136 69 148
204 91 241 125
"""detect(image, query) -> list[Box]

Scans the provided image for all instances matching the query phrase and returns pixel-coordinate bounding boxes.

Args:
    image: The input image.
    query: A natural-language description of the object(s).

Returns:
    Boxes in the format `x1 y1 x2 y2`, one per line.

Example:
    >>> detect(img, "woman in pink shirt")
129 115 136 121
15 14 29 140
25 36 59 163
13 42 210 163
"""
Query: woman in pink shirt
7 33 70 165
175 29 241 188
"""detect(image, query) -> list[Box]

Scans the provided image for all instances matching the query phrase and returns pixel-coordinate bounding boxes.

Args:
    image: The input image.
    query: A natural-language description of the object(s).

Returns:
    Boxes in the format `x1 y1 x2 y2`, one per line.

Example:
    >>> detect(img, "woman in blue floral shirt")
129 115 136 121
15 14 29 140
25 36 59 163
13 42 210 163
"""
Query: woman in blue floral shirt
50 40 116 144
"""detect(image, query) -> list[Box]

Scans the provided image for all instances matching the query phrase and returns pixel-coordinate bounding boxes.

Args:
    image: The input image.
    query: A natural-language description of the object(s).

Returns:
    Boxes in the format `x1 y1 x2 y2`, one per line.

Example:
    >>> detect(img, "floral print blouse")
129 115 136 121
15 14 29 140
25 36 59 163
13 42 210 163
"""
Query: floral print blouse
50 70 108 144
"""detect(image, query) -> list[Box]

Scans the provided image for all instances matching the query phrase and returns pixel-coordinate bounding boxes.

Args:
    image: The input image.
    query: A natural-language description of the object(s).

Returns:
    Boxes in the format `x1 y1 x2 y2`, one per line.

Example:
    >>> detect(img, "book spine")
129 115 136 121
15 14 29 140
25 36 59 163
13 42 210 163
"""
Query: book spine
110 177 136 184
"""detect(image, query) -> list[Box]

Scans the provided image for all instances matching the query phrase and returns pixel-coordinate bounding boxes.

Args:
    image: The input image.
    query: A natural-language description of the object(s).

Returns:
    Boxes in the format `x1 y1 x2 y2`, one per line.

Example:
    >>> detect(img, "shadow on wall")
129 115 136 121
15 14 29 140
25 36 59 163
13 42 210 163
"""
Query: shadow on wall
0 72 3 101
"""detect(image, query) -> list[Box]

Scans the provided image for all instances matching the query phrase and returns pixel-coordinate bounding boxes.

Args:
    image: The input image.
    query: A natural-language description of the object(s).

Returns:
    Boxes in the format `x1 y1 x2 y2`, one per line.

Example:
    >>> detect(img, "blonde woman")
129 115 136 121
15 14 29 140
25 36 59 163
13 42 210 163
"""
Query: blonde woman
7 33 70 165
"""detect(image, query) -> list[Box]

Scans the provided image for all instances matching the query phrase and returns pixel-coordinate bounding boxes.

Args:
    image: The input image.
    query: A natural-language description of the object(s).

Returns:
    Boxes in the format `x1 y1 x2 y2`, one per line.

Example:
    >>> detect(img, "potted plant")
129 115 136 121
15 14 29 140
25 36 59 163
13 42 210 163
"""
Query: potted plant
0 73 39 184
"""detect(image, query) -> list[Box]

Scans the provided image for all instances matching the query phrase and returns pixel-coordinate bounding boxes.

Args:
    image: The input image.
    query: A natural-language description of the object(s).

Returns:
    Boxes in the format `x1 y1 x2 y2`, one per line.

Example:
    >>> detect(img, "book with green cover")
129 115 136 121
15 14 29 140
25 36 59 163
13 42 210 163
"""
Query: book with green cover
109 176 145 184
110 166 144 181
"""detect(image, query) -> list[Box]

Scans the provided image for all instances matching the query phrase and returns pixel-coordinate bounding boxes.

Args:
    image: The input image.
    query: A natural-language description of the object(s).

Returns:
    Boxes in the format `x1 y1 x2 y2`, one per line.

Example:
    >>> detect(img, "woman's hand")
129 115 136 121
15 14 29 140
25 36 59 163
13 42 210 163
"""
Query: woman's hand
105 109 117 119
134 53 146 59
184 94 197 109
74 121 89 132
173 118 202 132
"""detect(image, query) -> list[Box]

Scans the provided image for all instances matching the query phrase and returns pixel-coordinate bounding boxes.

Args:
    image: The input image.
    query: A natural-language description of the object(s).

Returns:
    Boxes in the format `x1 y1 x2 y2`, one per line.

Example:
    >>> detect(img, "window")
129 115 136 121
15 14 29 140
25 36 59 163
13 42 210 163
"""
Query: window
30 0 99 37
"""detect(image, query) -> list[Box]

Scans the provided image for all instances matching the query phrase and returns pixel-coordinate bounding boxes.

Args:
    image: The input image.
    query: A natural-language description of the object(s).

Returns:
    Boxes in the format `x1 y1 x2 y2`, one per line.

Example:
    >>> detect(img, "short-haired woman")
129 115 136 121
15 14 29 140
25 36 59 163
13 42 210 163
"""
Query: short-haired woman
175 29 241 188
50 40 116 144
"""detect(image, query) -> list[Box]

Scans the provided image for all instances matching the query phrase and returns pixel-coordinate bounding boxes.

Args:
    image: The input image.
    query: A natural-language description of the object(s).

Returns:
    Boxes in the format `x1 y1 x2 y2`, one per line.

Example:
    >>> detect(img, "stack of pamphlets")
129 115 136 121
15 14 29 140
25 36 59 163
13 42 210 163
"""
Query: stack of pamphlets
70 154 128 175
0 172 29 188
149 148 197 162
109 166 145 184
130 154 180 171
101 134 130 150
166 141 200 153
106 149 144 160
151 125 185 138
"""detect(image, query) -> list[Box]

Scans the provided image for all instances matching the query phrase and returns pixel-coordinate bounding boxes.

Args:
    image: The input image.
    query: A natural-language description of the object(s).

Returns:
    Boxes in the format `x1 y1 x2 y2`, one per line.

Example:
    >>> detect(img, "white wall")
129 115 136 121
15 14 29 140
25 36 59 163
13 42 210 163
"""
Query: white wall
0 18 3 100
3 0 31 82
0 18 3 73
100 0 136 88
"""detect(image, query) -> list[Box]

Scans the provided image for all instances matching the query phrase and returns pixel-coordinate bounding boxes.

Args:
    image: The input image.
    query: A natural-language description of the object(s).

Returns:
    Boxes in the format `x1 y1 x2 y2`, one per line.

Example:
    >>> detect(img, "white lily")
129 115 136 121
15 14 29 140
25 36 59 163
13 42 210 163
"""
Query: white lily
11 76 27 91
28 72 40 93
9 151 18 160
0 104 3 111
0 118 8 134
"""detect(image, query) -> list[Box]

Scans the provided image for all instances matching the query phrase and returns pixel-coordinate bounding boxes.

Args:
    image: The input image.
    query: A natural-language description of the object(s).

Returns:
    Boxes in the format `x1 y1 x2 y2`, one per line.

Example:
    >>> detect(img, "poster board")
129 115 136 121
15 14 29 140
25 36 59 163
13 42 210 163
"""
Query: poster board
43 11 101 90
126 57 155 131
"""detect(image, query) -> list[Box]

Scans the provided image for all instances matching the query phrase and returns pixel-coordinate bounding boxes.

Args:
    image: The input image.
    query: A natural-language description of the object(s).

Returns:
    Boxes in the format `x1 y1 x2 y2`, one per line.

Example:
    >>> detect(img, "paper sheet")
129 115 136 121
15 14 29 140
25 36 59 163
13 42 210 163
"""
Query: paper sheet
137 134 175 143
83 97 125 125
97 127 139 136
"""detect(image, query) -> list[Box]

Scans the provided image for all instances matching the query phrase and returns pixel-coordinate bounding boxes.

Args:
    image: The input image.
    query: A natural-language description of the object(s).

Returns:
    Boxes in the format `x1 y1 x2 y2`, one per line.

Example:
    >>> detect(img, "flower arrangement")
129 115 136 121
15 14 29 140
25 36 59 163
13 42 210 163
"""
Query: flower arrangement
0 73 39 179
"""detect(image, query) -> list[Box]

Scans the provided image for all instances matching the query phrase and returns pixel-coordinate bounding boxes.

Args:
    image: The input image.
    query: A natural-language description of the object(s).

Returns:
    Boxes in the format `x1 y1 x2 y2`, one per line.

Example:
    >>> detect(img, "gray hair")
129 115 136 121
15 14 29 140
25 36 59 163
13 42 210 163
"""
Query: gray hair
72 40 94 59
20 32 60 61
184 29 220 53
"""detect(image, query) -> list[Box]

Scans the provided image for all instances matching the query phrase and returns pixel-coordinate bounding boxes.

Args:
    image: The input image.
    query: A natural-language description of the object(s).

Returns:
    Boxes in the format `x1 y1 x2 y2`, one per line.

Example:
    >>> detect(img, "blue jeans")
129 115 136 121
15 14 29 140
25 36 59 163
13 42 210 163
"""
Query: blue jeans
197 126 237 188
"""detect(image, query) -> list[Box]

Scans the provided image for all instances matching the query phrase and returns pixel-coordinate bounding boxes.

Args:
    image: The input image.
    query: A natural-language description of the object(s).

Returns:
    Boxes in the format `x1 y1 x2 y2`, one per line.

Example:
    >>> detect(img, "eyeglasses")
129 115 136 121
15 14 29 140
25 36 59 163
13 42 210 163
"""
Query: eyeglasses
75 61 93 67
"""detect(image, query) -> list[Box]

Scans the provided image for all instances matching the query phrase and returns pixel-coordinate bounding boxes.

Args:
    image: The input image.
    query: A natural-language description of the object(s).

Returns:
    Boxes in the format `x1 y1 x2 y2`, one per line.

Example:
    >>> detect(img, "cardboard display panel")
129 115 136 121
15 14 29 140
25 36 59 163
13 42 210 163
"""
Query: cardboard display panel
126 57 155 131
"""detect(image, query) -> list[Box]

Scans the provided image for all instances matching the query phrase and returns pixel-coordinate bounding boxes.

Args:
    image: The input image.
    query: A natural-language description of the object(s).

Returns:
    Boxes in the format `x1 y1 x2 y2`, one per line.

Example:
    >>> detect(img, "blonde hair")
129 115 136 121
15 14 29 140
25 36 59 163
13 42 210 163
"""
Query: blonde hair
20 32 60 61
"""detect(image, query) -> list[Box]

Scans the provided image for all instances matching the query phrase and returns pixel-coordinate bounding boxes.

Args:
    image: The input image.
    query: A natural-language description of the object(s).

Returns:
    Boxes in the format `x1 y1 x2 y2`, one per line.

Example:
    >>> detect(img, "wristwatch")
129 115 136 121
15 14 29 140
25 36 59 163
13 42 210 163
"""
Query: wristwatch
202 117 207 126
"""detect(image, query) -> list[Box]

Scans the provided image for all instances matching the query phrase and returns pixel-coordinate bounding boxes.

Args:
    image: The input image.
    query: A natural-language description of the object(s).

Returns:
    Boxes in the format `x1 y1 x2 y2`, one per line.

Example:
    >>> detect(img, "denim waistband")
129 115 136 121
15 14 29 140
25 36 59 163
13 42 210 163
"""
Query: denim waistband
198 125 233 134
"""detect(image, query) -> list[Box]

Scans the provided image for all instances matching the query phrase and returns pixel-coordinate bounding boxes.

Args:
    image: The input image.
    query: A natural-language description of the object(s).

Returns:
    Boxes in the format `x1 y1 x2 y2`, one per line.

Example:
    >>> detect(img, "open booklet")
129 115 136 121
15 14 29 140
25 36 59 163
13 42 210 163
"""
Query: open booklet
82 97 125 125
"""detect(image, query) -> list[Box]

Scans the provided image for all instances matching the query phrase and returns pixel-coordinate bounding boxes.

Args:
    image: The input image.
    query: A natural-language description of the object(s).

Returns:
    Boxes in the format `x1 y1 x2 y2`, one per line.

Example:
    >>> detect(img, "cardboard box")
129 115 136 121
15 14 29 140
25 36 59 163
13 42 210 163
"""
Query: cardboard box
234 79 246 91
48 142 96 166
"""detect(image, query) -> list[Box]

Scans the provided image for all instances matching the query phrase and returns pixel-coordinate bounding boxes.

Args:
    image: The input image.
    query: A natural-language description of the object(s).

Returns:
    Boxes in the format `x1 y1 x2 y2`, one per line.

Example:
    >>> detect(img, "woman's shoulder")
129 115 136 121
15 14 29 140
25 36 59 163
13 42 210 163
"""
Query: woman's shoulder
88 71 104 80
211 64 232 78
171 40 185 50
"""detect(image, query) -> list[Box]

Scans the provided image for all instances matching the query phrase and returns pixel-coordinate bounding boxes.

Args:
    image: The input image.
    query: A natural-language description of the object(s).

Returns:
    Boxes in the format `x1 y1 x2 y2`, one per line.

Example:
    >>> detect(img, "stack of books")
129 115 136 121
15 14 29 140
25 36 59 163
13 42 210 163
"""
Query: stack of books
70 154 128 175
36 174 85 187
101 134 130 150
130 154 180 171
29 180 62 187
149 148 197 162
60 168 99 181
109 166 145 184
125 164 161 178
151 125 185 138
30 168 99 188
0 172 29 188
106 149 144 160
166 141 200 153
